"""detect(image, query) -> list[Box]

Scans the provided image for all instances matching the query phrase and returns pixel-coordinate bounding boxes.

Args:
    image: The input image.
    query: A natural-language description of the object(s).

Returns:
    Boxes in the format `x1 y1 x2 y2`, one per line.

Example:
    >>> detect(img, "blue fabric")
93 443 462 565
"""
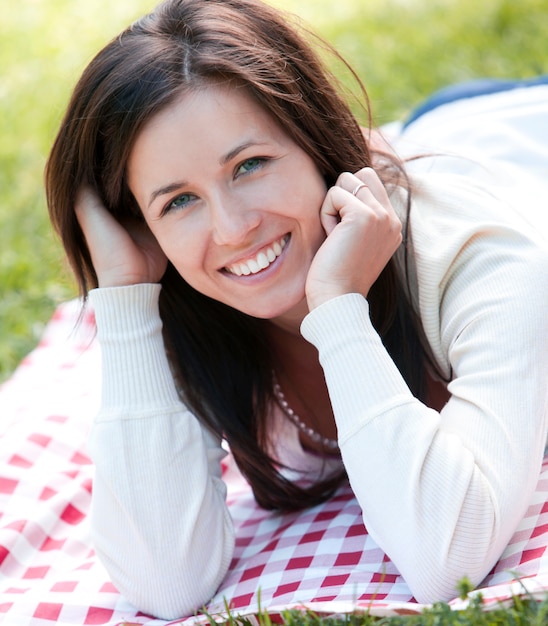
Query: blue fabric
403 75 548 128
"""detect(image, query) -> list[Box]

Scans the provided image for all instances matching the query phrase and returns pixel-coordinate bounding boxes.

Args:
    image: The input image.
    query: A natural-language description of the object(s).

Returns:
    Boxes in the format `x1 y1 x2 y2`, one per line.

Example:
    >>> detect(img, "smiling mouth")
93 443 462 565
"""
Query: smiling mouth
224 234 289 276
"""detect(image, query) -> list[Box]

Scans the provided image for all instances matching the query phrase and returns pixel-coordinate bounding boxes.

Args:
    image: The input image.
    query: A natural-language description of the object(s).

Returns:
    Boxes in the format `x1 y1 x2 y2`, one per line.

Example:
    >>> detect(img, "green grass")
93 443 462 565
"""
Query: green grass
211 598 548 626
212 596 548 625
0 0 546 381
177 578 548 625
0 0 155 379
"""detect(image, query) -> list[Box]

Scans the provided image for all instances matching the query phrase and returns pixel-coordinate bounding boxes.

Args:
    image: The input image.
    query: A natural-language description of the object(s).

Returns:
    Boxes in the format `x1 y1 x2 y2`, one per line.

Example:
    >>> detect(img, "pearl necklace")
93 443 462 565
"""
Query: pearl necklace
272 373 339 452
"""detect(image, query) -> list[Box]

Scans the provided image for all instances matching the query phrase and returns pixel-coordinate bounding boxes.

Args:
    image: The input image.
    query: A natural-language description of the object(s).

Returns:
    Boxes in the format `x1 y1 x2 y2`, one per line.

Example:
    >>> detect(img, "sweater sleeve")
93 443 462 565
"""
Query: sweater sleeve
300 187 548 603
88 284 235 620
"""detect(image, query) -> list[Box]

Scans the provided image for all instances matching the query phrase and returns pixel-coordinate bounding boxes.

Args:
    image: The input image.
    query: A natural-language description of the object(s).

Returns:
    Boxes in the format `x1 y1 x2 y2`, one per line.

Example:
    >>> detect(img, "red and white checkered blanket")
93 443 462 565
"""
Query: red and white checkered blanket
2 300 548 625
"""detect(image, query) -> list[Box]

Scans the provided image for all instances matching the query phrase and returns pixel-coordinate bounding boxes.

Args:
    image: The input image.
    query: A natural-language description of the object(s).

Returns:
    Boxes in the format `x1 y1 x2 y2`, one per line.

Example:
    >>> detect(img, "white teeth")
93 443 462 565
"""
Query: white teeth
248 258 260 273
257 252 269 269
226 235 288 276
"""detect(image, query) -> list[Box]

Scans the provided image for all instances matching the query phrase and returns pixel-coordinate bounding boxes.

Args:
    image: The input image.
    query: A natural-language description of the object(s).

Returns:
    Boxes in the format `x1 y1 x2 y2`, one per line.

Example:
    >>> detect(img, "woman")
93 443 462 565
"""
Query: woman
45 0 548 619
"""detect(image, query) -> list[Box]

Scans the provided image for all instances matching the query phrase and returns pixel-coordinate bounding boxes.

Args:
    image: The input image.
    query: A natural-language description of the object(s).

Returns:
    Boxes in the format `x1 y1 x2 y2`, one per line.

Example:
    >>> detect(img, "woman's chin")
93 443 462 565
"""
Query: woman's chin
226 293 308 325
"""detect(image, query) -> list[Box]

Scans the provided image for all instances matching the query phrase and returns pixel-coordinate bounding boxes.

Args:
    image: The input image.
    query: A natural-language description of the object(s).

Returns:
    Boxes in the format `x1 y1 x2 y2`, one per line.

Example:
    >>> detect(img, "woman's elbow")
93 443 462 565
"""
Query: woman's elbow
404 552 495 605
94 518 235 620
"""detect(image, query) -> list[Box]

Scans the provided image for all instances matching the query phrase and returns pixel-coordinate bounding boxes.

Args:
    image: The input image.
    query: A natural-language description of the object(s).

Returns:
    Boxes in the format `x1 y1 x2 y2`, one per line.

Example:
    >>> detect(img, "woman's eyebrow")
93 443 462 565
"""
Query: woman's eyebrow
147 181 188 210
220 140 269 166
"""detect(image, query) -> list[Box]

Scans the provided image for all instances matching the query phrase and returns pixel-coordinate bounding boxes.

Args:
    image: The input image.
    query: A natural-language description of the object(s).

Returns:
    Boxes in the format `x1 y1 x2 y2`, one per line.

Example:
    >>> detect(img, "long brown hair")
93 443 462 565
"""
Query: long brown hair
46 0 423 510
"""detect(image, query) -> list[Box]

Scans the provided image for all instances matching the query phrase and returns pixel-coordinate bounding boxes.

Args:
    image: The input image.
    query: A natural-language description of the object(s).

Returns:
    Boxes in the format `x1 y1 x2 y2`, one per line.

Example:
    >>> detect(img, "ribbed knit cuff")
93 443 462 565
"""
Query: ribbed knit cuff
300 293 372 347
89 284 181 417
301 293 414 441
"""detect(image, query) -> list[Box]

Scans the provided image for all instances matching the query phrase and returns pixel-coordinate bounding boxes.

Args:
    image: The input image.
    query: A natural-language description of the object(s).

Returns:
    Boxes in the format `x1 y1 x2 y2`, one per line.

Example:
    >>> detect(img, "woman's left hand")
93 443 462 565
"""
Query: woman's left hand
305 167 402 310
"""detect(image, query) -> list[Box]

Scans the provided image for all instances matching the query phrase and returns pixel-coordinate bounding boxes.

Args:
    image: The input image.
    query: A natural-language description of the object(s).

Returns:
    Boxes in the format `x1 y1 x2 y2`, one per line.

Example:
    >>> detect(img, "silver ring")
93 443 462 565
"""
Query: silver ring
352 183 368 196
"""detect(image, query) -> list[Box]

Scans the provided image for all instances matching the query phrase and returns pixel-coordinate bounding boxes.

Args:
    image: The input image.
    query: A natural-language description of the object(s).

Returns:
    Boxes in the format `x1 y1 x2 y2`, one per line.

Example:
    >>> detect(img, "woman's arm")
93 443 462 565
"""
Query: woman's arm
301 173 548 603
88 283 235 620
73 188 235 619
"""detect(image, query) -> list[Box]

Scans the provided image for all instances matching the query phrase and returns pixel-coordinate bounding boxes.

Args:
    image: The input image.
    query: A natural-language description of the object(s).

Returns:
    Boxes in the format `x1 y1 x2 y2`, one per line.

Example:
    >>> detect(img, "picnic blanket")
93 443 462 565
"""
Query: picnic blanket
1 298 548 626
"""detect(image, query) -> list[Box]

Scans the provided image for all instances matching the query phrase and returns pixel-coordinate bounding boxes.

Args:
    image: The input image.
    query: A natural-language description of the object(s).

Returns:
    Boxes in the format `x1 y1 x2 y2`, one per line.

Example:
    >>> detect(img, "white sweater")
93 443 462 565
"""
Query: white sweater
88 91 548 619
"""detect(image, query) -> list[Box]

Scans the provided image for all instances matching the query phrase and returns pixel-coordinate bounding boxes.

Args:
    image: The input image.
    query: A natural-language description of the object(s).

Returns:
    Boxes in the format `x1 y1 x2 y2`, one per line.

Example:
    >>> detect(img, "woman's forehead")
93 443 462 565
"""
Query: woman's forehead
132 84 286 158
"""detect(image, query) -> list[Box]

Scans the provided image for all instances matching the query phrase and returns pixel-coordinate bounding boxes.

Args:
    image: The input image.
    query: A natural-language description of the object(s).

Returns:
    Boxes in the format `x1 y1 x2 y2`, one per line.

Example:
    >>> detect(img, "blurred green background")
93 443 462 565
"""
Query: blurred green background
1 0 547 381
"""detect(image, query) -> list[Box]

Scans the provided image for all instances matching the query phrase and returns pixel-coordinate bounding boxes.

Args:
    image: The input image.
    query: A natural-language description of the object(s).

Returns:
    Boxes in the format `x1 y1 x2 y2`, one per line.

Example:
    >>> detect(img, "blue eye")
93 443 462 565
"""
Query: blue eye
166 192 195 213
236 157 265 176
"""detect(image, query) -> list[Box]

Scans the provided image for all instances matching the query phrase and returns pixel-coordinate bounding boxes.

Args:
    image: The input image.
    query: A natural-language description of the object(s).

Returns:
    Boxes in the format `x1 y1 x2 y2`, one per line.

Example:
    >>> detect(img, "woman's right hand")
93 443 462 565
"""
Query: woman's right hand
75 186 168 288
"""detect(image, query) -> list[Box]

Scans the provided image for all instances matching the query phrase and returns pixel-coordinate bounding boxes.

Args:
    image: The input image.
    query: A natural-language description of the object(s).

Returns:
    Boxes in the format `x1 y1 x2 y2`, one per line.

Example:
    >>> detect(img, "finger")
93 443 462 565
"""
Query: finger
323 174 402 243
75 186 125 244
74 186 131 270
74 185 105 221
352 167 389 202
343 168 401 226
351 182 369 197
319 186 345 235
319 185 368 235
336 169 386 207
75 186 107 239
333 171 386 220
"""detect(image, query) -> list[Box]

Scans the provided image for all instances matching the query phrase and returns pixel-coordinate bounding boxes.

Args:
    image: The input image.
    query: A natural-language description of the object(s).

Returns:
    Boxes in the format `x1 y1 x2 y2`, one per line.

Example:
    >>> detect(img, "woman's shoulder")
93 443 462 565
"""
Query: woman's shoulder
396 165 547 253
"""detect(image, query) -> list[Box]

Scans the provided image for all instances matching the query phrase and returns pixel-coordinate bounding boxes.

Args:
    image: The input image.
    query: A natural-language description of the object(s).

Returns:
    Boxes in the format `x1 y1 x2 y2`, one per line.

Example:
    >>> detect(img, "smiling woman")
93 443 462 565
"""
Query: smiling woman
126 84 328 320
43 0 548 620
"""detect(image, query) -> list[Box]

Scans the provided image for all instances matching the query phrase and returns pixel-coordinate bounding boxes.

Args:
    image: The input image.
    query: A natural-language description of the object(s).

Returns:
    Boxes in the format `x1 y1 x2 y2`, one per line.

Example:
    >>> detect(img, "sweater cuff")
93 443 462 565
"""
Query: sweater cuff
300 293 372 347
89 284 181 417
301 293 414 440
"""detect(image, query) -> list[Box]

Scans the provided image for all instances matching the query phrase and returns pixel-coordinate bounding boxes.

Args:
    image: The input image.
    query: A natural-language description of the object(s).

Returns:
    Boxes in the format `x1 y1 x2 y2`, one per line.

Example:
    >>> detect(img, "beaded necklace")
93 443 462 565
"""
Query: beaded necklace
272 373 339 452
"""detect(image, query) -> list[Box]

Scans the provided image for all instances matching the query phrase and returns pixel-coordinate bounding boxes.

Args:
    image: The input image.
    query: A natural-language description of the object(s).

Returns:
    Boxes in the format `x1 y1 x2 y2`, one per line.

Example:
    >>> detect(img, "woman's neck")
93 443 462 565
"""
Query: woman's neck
266 319 338 449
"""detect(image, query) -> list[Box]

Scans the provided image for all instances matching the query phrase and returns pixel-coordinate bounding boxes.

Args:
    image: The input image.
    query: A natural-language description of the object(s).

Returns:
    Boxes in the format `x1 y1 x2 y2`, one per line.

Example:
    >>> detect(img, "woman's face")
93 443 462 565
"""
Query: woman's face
127 83 327 323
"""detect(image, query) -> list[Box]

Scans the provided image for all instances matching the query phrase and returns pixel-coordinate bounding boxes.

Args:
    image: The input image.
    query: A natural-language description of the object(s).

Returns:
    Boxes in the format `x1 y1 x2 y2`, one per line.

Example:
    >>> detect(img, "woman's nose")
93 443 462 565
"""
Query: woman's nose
210 195 260 246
